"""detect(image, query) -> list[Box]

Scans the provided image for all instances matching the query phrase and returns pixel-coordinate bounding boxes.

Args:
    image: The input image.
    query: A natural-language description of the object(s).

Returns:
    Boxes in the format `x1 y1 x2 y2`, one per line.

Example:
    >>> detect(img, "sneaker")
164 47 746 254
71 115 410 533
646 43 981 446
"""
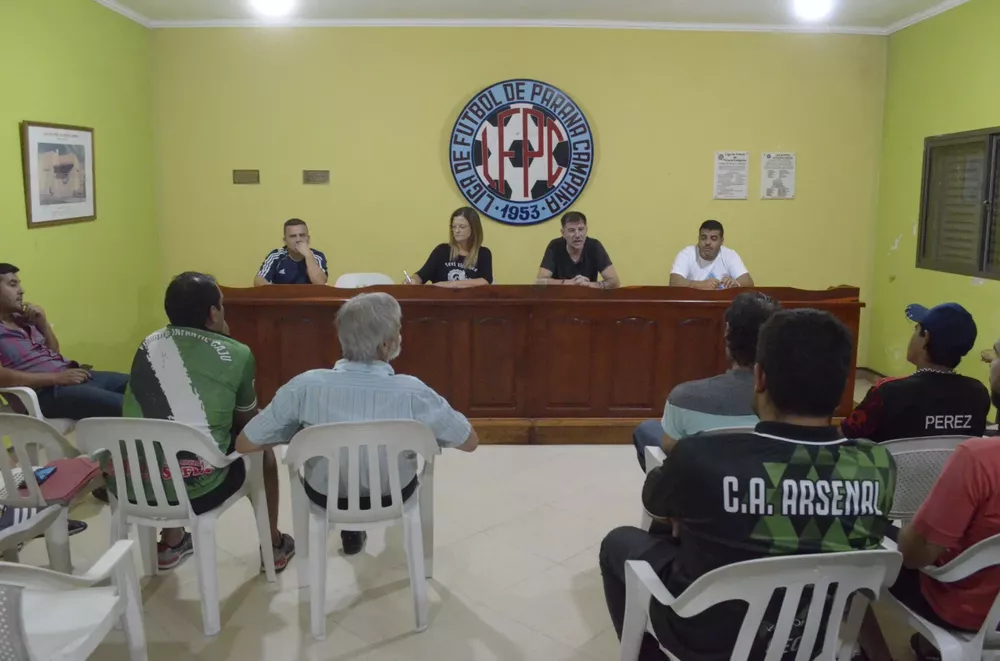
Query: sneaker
341 530 367 556
157 532 194 570
263 532 295 574
0 507 85 537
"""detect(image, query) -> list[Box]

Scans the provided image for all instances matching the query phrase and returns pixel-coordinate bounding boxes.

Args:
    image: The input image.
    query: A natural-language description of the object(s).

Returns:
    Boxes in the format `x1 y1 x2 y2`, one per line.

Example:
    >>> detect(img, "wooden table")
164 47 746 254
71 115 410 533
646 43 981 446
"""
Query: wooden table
222 286 863 444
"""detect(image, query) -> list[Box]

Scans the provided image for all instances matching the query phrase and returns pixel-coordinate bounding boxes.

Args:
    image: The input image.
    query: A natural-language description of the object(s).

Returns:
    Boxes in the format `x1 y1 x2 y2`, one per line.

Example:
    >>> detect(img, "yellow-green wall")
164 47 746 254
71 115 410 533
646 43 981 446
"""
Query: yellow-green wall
152 29 886 359
870 0 1000 380
0 0 159 372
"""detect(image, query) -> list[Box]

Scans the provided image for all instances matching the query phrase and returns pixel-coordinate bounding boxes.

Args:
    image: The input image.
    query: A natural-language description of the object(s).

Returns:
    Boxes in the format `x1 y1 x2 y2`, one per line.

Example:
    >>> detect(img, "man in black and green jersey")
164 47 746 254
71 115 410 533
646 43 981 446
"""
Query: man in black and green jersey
600 309 896 661
107 272 293 571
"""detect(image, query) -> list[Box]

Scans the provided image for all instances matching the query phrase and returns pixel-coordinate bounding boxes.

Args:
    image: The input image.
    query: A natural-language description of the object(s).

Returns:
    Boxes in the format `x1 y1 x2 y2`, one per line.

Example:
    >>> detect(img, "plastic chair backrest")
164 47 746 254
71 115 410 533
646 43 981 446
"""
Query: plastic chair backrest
667 550 901 661
334 273 395 288
0 388 42 419
75 418 229 520
0 414 67 508
283 420 440 524
920 532 1000 648
0 583 29 660
880 435 969 519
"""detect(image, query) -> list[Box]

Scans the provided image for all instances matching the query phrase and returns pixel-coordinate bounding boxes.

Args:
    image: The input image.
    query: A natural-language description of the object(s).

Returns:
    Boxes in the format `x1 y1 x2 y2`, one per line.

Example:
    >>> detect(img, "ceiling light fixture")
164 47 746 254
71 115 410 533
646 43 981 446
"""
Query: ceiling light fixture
793 0 834 21
250 0 295 19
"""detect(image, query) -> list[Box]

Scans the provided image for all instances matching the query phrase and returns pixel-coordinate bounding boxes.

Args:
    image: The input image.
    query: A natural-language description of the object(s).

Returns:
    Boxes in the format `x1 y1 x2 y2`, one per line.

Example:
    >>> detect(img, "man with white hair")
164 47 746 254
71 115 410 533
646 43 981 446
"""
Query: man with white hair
235 292 479 554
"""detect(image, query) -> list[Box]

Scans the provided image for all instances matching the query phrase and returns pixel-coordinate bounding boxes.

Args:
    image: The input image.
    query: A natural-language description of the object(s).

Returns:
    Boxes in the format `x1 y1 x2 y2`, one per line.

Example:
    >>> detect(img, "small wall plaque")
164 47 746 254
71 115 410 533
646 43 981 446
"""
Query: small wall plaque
303 170 330 185
233 169 260 185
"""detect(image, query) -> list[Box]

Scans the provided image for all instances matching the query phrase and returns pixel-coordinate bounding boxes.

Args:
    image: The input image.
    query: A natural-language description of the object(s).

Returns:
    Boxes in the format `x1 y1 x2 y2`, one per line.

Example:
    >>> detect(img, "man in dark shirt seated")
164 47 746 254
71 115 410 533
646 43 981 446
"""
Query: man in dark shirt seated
253 218 329 286
0 263 128 419
535 211 620 288
862 346 1000 660
600 308 896 661
843 302 989 442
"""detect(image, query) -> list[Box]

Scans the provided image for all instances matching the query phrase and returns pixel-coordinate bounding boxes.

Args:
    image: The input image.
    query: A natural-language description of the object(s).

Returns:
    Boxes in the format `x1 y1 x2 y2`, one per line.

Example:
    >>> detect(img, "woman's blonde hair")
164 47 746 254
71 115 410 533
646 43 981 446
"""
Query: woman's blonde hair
448 207 484 269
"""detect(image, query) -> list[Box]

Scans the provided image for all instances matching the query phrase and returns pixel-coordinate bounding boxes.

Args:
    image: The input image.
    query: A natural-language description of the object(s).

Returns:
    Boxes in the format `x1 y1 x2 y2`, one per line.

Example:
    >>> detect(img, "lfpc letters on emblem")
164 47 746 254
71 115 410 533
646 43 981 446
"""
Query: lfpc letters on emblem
449 79 595 226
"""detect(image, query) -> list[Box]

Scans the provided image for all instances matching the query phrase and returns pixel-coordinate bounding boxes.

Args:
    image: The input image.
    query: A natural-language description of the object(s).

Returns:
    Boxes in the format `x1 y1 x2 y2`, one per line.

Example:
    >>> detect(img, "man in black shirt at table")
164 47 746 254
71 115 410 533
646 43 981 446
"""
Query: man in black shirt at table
842 302 989 443
599 309 895 660
536 211 620 288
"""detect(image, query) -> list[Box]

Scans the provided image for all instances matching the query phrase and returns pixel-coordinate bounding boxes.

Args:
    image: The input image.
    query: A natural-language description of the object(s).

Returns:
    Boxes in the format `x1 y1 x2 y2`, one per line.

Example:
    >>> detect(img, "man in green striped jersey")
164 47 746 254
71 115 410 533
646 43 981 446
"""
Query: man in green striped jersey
108 272 294 571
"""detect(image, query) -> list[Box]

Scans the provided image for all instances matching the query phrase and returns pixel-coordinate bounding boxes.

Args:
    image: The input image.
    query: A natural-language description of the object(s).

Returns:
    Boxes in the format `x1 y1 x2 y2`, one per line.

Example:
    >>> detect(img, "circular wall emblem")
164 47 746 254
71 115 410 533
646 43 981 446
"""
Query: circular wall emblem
449 79 595 226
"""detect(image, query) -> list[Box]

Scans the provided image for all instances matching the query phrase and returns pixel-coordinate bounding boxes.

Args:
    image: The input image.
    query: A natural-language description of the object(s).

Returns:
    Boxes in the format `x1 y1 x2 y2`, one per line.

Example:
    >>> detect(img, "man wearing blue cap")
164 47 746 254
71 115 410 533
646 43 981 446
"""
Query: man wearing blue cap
842 302 990 443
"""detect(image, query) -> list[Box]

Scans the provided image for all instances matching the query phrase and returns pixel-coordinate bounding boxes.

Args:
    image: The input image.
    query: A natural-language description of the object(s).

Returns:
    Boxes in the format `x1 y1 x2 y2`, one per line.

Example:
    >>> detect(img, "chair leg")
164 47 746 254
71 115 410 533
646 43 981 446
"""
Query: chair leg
137 525 158 577
419 483 434 579
308 513 329 640
44 507 72 573
192 518 221 636
403 507 429 633
290 470 310 589
249 466 276 583
837 593 868 661
117 548 149 661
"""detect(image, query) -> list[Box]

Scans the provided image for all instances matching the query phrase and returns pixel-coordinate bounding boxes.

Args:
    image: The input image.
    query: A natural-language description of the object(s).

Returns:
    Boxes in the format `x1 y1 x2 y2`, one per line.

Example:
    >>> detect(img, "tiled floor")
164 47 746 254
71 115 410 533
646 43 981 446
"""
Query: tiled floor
18 444 915 660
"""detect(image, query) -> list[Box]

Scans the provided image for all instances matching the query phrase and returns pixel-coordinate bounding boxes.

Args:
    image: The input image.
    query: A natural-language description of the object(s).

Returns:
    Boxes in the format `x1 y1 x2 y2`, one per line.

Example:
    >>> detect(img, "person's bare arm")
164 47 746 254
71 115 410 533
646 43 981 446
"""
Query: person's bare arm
594 265 620 289
535 267 567 285
24 306 58 352
0 366 89 388
455 428 479 453
232 409 256 437
404 273 424 285
253 276 271 287
736 273 754 287
433 278 490 289
898 523 947 569
670 274 719 290
234 430 266 454
302 249 328 285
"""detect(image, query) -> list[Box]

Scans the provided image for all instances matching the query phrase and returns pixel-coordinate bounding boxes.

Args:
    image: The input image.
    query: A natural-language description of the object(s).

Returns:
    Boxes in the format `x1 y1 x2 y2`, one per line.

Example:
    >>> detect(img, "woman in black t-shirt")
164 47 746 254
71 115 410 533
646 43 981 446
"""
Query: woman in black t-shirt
406 207 493 288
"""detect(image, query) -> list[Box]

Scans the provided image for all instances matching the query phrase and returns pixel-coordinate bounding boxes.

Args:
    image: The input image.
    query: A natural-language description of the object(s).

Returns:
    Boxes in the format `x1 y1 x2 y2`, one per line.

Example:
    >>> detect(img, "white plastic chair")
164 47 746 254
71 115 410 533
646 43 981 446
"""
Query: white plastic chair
283 420 440 640
620 550 903 661
640 446 667 530
880 533 1000 661
880 435 970 522
0 387 75 436
334 273 395 288
75 418 277 636
0 540 147 660
0 413 73 573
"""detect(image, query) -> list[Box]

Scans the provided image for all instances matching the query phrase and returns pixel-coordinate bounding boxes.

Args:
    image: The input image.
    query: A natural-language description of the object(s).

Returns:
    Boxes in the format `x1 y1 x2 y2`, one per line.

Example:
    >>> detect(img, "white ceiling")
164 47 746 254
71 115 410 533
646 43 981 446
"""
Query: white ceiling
96 0 968 33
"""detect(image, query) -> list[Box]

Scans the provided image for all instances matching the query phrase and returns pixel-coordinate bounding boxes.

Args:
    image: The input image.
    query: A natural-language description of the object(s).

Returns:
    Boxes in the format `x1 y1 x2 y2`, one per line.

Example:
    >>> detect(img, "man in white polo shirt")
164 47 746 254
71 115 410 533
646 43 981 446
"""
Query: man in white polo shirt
235 292 479 555
669 220 753 290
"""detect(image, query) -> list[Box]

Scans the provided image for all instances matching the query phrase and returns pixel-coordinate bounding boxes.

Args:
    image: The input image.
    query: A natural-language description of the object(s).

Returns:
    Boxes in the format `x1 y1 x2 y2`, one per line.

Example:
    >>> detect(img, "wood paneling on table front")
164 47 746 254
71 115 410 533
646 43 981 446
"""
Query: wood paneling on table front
221 286 863 444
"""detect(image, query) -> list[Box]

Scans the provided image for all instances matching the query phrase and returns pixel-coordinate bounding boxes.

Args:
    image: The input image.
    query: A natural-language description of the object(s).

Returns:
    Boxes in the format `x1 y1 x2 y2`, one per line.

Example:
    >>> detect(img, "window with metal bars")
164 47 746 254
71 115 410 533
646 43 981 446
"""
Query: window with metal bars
917 127 1000 278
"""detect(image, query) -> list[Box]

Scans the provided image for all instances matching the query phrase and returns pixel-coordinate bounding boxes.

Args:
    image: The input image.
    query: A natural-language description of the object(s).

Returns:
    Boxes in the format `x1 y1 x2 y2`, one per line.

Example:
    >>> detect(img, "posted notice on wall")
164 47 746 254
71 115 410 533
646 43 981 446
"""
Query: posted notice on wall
713 151 750 200
761 152 796 199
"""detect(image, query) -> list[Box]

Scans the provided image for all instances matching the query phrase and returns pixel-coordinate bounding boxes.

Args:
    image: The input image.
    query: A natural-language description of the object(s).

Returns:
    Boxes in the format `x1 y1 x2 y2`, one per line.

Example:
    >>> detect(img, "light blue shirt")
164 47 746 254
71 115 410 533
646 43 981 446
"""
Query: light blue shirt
661 367 759 439
243 359 471 497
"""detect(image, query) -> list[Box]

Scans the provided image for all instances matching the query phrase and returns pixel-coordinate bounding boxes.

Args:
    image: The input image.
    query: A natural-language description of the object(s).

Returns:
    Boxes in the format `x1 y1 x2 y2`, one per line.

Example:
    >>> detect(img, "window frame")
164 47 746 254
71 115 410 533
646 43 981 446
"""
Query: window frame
916 126 1000 279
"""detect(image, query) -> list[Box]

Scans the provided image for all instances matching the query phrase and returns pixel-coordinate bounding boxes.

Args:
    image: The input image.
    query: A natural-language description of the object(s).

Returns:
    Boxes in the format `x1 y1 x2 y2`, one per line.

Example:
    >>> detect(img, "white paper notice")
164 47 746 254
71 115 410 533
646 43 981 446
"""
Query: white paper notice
713 151 749 200
761 152 796 199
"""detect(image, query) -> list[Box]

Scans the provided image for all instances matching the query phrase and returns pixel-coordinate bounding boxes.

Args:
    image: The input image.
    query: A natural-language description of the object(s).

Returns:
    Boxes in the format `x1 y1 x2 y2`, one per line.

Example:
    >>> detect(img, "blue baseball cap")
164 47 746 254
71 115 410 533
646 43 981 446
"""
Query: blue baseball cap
905 302 978 364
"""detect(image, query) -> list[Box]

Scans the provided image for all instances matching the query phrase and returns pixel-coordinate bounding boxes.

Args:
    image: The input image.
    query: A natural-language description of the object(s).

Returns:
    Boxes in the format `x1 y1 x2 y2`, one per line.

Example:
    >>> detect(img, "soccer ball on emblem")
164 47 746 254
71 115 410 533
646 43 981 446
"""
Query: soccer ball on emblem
472 103 571 202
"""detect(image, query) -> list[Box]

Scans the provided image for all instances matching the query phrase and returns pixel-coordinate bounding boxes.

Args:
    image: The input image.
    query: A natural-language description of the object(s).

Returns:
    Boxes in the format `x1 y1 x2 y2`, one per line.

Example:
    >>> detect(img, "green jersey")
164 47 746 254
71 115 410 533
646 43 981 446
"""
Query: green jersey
107 326 256 502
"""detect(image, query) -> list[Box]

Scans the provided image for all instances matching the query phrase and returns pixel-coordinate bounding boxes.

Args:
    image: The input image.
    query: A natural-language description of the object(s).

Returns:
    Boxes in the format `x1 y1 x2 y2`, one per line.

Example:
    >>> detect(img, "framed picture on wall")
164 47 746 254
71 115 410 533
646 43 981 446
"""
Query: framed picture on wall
19 121 96 228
